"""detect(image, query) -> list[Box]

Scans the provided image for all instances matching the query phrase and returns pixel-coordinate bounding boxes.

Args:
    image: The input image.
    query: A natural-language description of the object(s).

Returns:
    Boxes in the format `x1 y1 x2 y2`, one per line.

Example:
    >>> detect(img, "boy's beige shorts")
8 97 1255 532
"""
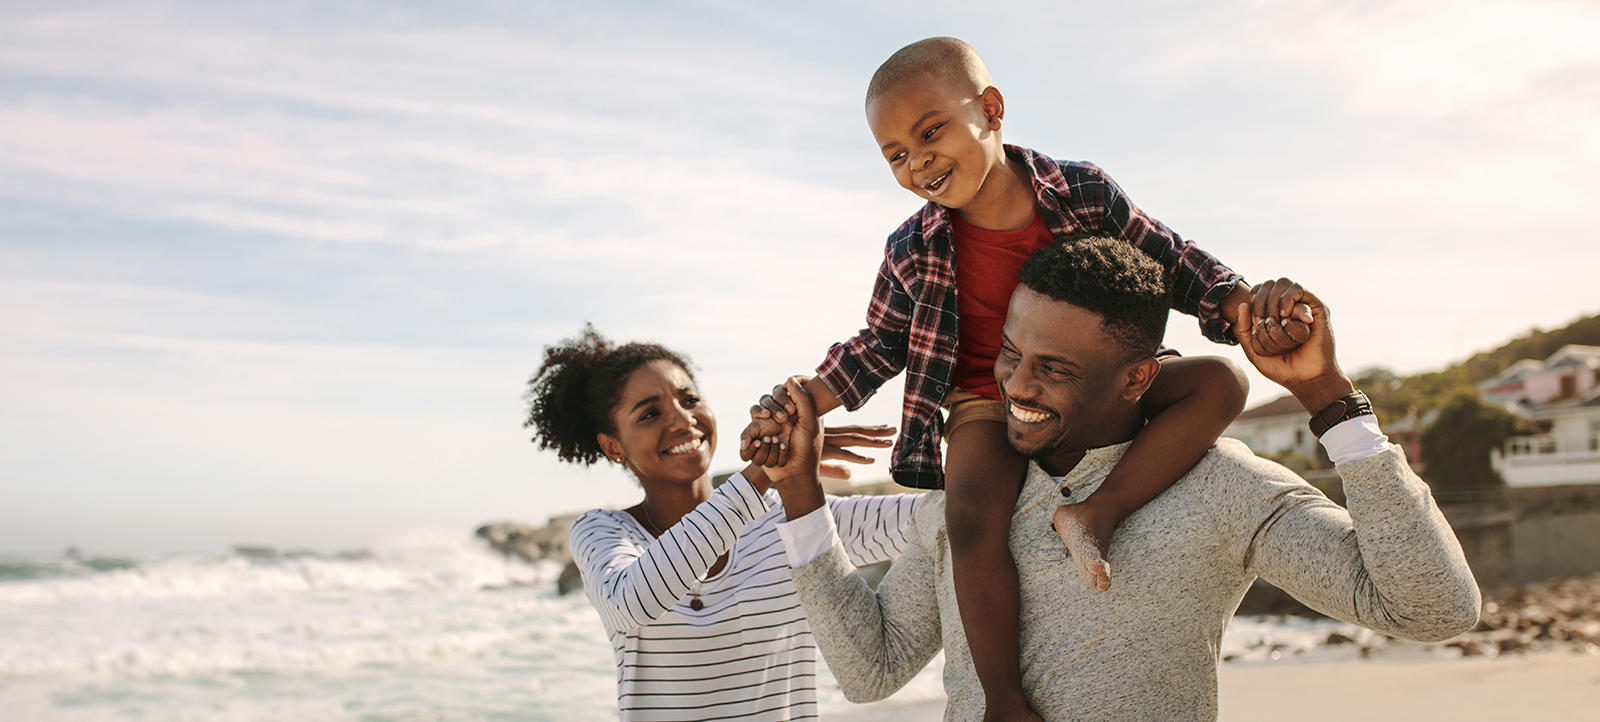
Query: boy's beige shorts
942 387 1007 439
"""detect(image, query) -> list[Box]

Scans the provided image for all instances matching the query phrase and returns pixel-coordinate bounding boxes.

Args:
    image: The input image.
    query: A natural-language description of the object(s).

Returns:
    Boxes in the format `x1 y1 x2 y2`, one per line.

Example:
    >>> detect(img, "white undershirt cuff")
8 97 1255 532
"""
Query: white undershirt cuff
777 505 837 568
1320 414 1399 466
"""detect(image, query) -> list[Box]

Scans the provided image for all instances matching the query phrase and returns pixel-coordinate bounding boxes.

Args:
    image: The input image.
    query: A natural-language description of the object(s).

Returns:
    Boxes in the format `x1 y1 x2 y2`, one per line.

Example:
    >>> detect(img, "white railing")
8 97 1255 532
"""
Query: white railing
1501 434 1600 460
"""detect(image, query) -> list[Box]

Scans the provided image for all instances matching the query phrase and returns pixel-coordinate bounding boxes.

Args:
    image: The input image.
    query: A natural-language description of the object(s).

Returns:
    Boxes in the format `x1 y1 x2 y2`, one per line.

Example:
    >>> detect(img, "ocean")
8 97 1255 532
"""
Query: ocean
1 535 1371 721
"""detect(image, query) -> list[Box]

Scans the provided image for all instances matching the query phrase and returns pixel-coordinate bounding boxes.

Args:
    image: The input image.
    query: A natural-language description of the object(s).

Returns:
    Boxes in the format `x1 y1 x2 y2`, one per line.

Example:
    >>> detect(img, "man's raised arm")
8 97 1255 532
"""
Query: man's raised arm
1232 288 1481 641
762 378 946 702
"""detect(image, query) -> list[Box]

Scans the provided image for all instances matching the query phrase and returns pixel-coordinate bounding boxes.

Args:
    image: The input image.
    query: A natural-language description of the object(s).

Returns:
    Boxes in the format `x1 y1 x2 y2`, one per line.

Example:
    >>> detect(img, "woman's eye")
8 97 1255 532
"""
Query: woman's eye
684 396 700 407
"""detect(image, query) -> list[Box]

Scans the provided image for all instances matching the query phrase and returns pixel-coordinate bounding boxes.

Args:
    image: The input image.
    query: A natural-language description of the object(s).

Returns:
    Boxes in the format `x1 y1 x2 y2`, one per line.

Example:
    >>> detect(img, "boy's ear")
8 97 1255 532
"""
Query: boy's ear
980 85 1005 129
1121 357 1161 401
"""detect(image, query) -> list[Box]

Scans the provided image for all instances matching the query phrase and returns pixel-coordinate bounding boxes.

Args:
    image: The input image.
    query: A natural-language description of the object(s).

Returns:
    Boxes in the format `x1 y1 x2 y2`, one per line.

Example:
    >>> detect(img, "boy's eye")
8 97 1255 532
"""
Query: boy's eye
922 124 941 140
889 151 905 163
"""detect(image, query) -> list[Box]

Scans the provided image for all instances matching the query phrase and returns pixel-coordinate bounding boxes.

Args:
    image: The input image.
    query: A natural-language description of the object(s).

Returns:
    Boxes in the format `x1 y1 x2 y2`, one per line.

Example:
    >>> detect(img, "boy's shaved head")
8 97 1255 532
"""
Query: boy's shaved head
866 37 993 109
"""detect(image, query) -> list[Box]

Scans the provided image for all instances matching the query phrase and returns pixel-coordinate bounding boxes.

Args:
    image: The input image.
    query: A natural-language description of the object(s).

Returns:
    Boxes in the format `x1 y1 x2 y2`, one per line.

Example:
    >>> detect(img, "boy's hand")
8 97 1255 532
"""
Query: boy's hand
1246 277 1313 357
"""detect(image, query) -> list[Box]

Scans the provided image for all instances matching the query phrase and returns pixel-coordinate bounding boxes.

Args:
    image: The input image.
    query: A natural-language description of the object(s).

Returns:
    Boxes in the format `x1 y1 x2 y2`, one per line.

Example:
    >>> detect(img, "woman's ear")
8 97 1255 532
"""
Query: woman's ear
598 432 624 465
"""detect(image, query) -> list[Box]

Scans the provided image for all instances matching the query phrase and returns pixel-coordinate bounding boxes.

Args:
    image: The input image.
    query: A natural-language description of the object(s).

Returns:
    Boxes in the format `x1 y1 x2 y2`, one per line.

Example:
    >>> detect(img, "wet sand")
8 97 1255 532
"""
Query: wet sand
828 652 1600 721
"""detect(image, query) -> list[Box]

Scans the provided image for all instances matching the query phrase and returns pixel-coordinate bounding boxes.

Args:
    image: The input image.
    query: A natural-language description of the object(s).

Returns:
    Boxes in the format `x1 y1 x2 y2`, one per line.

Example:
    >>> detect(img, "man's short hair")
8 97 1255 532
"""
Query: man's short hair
1017 237 1170 363
866 37 993 108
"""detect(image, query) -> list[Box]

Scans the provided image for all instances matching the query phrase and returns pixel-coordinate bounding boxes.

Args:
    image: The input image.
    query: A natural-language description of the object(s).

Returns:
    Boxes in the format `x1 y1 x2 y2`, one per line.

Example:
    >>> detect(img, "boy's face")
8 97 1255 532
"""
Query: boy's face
867 71 1006 211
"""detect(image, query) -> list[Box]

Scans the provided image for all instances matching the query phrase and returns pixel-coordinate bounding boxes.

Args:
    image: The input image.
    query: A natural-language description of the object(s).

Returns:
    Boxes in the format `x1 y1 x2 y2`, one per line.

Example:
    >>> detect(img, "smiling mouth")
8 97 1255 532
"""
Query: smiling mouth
665 438 705 455
923 170 951 193
1008 402 1054 424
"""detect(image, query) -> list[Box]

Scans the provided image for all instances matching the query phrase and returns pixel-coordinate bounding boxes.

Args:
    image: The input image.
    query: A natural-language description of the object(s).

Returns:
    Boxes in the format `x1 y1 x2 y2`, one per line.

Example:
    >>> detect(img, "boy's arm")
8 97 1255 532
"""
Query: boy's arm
1054 355 1249 590
1104 356 1248 512
815 253 916 410
1073 163 1244 344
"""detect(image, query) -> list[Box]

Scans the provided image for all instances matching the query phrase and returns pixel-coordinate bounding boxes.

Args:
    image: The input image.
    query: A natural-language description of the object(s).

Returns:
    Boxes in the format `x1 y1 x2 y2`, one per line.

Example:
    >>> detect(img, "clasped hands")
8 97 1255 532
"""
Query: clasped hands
738 378 893 484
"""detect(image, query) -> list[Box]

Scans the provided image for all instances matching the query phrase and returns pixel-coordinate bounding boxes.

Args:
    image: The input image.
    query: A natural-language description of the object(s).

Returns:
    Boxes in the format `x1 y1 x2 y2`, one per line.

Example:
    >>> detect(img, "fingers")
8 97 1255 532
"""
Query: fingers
1234 302 1264 361
820 446 875 465
818 463 852 480
822 424 896 438
1253 316 1299 356
822 431 894 448
785 377 816 424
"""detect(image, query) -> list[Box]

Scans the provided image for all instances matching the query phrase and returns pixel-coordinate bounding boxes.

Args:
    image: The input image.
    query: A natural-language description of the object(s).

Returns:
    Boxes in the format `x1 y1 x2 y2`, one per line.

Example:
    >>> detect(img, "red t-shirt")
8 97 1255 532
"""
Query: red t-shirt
949 207 1057 400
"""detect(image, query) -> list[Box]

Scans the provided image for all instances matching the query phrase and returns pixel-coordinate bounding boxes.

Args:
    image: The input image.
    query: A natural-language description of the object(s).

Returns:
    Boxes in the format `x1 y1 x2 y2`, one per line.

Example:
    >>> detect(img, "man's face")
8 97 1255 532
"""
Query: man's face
866 71 1004 211
995 287 1151 462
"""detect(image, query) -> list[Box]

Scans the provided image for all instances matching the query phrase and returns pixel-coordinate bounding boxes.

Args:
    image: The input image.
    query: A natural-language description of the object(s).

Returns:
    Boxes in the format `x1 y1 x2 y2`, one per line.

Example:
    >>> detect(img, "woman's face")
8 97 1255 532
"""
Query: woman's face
603 360 716 486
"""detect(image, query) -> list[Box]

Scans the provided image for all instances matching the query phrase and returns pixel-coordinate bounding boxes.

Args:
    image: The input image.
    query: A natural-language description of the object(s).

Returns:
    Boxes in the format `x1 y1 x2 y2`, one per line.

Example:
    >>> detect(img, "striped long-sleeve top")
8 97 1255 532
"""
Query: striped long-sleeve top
568 473 920 722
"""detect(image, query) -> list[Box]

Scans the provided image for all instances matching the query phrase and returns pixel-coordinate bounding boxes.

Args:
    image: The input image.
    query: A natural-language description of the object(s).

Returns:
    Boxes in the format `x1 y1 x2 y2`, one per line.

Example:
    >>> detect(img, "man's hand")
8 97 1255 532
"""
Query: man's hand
739 378 806 466
1225 279 1313 356
1235 288 1356 414
766 378 823 485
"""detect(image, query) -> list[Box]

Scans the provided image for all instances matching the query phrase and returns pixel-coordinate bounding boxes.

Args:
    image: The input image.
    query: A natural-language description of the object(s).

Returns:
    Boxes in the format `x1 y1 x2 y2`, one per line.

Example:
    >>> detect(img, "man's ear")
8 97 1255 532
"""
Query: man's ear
980 85 1005 128
1121 357 1162 401
598 432 624 465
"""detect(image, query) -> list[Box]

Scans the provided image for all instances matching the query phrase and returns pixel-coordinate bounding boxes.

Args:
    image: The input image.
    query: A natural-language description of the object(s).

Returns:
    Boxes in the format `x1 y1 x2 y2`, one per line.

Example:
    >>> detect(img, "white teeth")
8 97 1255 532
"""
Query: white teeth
926 172 948 190
666 439 704 455
1009 403 1052 424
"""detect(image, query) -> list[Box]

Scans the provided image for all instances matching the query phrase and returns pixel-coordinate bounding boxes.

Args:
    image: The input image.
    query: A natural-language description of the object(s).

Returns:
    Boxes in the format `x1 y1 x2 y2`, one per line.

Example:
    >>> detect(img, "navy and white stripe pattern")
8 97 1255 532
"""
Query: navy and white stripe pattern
569 475 920 722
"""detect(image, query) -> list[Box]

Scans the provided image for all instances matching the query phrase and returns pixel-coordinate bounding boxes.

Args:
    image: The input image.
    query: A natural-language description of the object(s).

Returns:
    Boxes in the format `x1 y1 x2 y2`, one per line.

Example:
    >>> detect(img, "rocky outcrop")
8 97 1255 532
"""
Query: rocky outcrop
1447 572 1600 656
476 515 584 594
476 515 578 564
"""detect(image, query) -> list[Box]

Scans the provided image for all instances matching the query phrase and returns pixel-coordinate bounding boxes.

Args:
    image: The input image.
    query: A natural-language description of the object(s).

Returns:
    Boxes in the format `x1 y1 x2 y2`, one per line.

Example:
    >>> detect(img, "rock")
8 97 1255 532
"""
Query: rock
558 562 584 596
1325 632 1355 645
476 515 579 565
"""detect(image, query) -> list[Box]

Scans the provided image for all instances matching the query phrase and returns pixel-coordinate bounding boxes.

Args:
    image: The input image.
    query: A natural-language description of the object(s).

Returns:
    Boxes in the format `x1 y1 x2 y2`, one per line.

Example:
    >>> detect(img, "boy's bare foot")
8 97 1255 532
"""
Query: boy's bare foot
1052 502 1116 592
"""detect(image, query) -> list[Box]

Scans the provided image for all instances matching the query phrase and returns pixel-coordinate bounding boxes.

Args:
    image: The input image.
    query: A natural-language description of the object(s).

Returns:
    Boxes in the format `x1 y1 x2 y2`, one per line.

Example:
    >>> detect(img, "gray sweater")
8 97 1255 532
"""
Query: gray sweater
790 439 1480 721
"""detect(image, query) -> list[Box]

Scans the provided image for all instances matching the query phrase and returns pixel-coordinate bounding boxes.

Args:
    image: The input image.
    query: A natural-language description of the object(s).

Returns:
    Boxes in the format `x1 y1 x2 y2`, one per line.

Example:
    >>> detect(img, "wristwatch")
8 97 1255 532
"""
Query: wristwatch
1308 391 1374 438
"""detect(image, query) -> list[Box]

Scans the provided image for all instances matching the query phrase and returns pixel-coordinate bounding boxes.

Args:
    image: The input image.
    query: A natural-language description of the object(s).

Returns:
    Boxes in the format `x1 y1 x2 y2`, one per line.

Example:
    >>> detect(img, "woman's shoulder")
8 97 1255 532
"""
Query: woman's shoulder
569 508 645 544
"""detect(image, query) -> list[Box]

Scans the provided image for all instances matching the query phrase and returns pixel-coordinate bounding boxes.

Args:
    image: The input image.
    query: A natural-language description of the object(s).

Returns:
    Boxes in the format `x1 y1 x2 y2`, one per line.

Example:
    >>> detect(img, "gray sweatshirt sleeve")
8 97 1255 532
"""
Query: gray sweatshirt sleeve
1239 446 1481 641
788 523 944 703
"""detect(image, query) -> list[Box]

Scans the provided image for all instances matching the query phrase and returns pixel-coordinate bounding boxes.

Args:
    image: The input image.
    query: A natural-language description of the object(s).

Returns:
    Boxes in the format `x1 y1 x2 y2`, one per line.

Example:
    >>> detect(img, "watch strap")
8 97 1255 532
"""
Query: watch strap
1308 391 1374 439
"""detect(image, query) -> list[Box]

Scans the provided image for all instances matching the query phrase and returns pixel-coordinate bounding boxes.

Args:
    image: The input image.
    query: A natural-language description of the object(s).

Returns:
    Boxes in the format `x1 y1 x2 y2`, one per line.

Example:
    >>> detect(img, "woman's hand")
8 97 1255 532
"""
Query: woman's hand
819 424 895 480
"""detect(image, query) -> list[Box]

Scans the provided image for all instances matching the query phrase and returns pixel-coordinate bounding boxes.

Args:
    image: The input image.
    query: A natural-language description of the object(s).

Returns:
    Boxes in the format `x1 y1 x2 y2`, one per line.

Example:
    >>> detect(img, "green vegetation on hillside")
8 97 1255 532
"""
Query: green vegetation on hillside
1352 312 1600 489
1355 312 1600 427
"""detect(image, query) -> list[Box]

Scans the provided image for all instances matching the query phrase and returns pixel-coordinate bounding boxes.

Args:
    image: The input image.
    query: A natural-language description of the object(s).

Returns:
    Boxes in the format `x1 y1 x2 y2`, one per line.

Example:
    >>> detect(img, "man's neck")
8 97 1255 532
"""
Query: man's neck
1036 408 1143 477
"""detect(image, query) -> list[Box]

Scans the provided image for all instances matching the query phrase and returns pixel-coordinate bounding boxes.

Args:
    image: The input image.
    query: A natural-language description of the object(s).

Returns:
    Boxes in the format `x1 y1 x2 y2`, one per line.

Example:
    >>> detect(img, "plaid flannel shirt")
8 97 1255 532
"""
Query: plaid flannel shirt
816 146 1244 489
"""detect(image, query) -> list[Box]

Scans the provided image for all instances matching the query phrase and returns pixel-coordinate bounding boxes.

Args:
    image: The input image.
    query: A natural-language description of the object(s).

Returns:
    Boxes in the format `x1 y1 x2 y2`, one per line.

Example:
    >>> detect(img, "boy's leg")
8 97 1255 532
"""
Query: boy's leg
944 414 1036 721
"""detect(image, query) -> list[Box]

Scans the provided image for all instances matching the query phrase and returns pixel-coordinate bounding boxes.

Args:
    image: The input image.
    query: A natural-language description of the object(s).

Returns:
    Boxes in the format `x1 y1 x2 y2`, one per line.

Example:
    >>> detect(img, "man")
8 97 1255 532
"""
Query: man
763 237 1480 721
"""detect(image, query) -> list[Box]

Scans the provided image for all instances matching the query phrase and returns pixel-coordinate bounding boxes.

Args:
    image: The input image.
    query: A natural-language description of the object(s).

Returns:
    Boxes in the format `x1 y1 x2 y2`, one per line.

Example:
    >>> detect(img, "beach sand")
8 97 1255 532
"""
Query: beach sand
828 652 1600 721
1219 652 1600 721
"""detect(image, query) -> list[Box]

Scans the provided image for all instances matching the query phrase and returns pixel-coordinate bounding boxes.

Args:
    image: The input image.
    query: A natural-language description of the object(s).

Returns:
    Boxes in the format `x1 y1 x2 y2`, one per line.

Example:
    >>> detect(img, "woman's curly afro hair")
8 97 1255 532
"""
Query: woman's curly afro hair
523 324 696 466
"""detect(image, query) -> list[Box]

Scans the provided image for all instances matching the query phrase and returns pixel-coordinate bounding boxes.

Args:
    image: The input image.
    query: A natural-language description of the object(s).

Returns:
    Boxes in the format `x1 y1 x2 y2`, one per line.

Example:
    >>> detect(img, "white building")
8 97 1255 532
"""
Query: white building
1223 395 1316 460
1487 345 1600 487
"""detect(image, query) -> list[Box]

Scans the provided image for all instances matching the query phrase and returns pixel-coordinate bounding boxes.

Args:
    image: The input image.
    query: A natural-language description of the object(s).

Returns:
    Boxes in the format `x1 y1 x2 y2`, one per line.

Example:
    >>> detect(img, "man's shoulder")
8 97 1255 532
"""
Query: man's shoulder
1187 438 1324 497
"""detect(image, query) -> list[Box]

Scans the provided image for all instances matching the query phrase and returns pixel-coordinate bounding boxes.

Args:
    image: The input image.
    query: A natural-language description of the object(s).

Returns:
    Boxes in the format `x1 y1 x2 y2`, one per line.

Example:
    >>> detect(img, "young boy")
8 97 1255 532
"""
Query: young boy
743 38 1309 721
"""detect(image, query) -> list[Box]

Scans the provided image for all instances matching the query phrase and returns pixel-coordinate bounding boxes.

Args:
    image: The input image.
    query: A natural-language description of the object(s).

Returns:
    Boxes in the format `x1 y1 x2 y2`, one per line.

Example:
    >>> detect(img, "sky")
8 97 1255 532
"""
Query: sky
2 0 1597 554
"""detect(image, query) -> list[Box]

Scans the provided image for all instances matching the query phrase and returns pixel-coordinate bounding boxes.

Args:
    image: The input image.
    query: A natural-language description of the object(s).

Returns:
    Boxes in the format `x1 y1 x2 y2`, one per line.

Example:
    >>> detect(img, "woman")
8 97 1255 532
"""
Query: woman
524 326 920 722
